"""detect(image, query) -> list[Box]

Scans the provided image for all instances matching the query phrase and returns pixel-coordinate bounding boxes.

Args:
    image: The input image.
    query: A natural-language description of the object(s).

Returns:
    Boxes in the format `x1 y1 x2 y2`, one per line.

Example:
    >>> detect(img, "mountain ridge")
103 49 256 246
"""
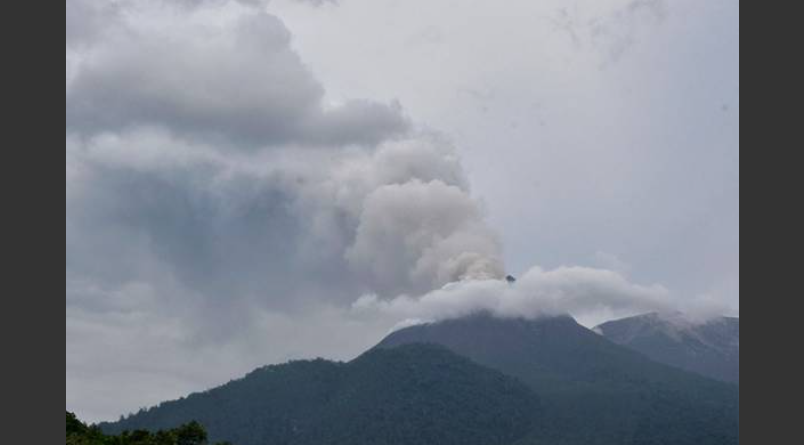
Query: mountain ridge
376 312 739 444
100 313 739 445
102 343 542 445
595 313 740 384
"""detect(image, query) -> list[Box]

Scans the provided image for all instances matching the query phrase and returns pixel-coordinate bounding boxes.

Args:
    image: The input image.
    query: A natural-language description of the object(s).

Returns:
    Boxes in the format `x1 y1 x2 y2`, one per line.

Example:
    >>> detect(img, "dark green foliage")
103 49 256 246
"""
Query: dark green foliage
378 314 740 445
67 413 228 445
95 314 739 445
101 344 541 445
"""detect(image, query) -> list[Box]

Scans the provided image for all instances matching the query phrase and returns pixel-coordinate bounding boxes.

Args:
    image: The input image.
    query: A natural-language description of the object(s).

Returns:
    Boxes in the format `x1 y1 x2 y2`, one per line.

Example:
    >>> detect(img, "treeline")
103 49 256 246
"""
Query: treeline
102 345 542 445
67 412 232 445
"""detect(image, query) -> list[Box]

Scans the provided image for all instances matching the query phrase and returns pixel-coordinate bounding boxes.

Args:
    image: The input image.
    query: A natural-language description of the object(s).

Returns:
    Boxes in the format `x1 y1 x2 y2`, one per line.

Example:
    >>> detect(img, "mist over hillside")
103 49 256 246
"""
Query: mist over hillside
596 313 740 384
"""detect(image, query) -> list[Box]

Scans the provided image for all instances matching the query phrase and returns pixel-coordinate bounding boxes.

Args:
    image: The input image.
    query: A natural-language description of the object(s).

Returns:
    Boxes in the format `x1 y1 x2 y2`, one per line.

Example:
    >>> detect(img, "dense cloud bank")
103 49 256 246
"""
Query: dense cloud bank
66 0 503 313
354 266 731 331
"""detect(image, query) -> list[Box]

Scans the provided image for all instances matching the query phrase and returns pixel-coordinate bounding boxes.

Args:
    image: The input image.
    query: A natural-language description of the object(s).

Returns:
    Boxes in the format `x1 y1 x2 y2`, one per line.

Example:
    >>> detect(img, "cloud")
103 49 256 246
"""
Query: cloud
347 179 504 296
289 0 339 6
591 251 632 275
66 0 118 46
67 8 407 148
66 1 499 420
353 266 673 327
67 126 502 313
549 0 668 64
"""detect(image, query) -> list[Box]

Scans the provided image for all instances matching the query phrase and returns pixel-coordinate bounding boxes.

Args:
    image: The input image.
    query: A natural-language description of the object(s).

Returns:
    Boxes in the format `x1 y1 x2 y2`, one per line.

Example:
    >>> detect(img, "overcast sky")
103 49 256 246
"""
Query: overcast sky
66 0 739 423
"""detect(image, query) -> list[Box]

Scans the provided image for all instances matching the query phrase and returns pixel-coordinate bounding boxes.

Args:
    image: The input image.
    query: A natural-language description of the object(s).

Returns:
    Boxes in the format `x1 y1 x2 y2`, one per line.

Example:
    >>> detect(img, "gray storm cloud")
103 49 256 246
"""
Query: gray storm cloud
66 7 407 147
67 2 509 419
66 0 505 315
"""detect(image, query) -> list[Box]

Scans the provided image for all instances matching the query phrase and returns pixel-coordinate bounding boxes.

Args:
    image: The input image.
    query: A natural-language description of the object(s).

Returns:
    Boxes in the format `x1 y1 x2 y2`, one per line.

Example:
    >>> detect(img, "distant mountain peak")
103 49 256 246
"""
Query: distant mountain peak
595 312 739 384
376 311 739 443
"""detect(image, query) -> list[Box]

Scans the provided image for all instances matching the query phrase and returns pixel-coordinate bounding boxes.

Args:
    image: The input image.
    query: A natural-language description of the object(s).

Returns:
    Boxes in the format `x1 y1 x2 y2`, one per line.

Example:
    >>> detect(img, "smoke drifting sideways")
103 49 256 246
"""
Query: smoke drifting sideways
353 266 732 329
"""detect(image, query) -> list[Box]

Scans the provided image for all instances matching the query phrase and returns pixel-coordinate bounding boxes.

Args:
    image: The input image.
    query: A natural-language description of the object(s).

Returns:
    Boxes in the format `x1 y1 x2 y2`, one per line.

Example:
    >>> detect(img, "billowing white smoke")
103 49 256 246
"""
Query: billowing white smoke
345 178 504 295
353 266 674 327
301 136 507 297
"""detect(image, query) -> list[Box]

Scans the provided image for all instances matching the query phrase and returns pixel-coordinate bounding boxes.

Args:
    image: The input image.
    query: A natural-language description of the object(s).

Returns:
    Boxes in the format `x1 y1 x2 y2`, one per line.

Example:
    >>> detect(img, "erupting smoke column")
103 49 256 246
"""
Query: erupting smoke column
344 175 505 296
306 136 507 298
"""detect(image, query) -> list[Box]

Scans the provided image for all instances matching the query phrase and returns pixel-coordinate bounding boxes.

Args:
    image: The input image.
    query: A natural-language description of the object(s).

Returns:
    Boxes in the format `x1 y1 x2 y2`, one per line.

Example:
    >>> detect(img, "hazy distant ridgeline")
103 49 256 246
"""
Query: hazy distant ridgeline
596 314 740 384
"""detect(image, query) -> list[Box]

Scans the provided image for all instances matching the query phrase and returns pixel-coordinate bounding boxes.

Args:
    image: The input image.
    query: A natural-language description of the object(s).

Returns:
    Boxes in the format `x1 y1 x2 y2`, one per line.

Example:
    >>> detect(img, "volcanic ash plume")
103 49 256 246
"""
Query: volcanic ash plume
345 180 504 296
319 137 507 297
66 0 505 313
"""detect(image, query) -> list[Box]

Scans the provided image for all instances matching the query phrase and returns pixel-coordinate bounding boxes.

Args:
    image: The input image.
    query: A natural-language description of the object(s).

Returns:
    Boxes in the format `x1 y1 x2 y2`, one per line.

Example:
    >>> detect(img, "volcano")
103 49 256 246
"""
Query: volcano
102 313 739 445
